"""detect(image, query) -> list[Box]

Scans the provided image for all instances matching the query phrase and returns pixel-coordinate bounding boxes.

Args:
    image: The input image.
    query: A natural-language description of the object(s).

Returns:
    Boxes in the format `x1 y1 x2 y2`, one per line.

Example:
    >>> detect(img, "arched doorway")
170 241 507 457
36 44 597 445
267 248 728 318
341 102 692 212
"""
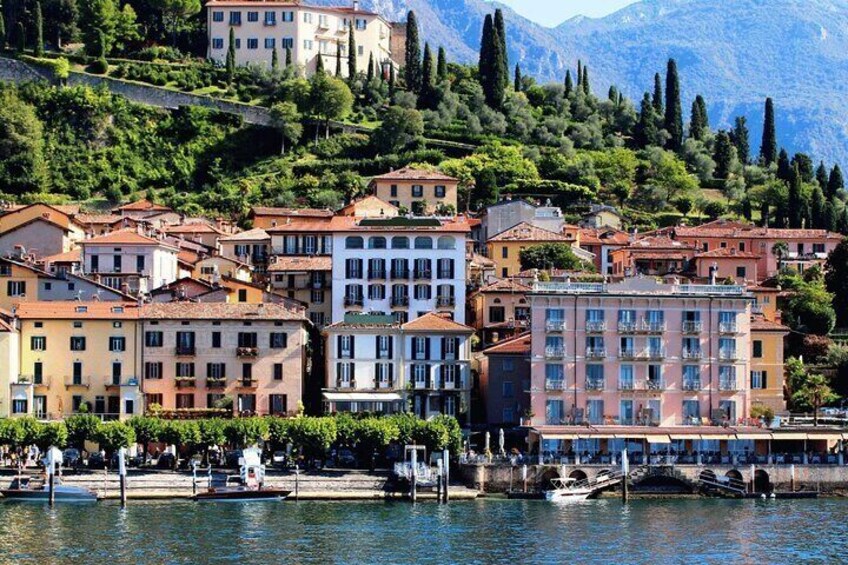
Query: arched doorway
754 469 771 493
569 469 588 482
725 469 743 481
539 468 561 491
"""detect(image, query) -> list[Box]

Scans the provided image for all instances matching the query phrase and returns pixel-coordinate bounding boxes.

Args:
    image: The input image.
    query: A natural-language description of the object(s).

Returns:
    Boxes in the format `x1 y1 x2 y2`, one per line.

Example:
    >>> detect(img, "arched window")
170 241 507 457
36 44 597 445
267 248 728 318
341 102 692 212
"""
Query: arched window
414 236 433 249
391 236 410 249
369 236 387 249
437 236 456 250
493 298 502 304
346 236 364 249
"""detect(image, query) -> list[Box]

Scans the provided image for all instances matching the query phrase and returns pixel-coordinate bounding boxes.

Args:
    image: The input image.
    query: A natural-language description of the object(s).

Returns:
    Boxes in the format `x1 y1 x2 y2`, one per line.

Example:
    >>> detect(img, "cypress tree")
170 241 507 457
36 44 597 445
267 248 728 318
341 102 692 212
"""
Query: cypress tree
367 52 374 81
226 27 236 83
420 42 435 104
315 52 325 74
760 97 777 166
811 187 826 229
608 85 618 103
788 164 804 229
16 21 24 52
478 14 493 94
652 72 663 115
828 165 845 200
514 63 522 92
335 41 342 77
405 10 421 93
689 97 706 140
347 24 356 80
635 92 659 148
0 12 5 49
713 130 735 179
823 201 837 232
582 64 590 96
664 58 683 151
564 70 573 97
285 47 292 67
487 25 506 108
494 9 508 87
791 153 814 183
577 60 582 87
731 116 750 165
34 1 43 57
816 161 829 192
839 207 848 235
271 48 279 73
389 64 396 95
437 46 447 81
776 149 792 182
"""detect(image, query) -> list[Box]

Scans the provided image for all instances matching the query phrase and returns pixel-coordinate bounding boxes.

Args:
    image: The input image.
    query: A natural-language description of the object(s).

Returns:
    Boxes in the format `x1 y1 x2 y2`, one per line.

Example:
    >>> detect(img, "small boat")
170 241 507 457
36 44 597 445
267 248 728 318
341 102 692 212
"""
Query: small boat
0 477 98 502
544 477 594 502
194 447 289 502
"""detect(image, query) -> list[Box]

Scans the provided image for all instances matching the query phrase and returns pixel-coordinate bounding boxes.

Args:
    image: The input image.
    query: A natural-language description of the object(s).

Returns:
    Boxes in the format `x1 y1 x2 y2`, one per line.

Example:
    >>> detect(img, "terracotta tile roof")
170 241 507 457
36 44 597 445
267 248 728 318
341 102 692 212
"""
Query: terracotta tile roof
164 223 224 235
116 199 171 212
750 317 790 332
43 248 81 264
150 277 216 294
82 229 179 249
483 332 531 355
487 222 571 243
337 195 399 217
370 166 458 182
478 279 531 293
468 253 496 268
250 207 334 218
0 318 14 332
204 0 380 17
218 228 270 242
0 257 53 277
673 220 841 240
329 215 472 233
578 228 631 246
628 235 695 250
265 218 335 233
695 248 760 259
177 250 200 265
466 217 482 228
74 213 124 225
15 302 140 319
140 302 307 321
401 313 473 333
268 256 332 272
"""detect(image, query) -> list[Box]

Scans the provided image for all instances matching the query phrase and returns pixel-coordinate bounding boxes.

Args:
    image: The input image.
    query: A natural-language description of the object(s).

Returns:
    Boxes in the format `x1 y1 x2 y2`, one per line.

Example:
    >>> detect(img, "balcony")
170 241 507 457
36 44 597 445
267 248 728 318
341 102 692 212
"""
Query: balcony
719 322 739 334
20 375 50 387
414 379 430 390
175 377 196 389
368 270 387 281
206 378 226 389
545 320 565 332
344 296 364 307
643 347 666 361
618 380 635 391
377 379 394 390
618 321 638 334
413 270 432 280
237 347 259 358
175 346 196 356
545 347 565 359
236 378 258 389
585 379 605 391
683 379 701 391
681 348 703 361
390 269 410 280
585 321 606 333
719 378 739 392
436 296 455 308
646 378 664 391
545 379 566 391
682 321 703 334
64 376 90 388
718 349 739 361
106 377 139 389
443 378 460 390
640 320 666 333
618 348 637 360
391 296 409 307
585 347 606 360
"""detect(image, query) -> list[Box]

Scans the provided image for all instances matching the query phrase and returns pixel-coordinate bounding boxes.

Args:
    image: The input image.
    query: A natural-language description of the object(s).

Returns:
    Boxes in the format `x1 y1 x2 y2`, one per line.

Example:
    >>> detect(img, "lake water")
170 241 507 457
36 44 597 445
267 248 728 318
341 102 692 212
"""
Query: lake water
0 498 846 564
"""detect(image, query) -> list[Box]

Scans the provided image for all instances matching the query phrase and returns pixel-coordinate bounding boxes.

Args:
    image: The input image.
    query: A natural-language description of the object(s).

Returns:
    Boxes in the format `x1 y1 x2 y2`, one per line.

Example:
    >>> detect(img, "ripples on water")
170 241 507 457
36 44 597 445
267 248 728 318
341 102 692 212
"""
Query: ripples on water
0 498 846 564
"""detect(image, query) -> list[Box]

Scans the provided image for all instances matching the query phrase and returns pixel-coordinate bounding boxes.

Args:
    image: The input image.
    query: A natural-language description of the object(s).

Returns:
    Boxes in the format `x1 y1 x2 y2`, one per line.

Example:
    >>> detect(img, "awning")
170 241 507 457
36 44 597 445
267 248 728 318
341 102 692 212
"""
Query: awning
579 434 618 439
669 434 700 440
540 433 579 440
323 392 403 402
806 433 842 441
772 433 808 441
735 433 772 440
699 434 732 440
615 434 649 440
646 435 672 444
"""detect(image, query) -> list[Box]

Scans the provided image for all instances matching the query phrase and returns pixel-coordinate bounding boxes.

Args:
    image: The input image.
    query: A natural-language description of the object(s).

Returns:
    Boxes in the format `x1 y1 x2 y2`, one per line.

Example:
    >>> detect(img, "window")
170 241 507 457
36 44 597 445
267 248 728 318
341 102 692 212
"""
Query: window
501 247 508 259
346 258 363 279
369 236 387 249
355 18 366 30
390 184 398 197
270 332 287 348
303 39 313 50
136 255 145 273
207 363 226 379
145 393 163 408
265 37 276 49
235 38 241 49
145 362 162 380
176 394 195 410
545 400 564 425
682 400 700 423
213 10 224 22
109 337 126 352
437 258 454 279
412 185 424 198
489 306 505 323
238 332 258 348
247 11 258 21
435 185 447 198
414 237 433 249
12 399 27 415
346 236 364 249
357 45 364 56
70 336 86 351
44 282 52 291
211 331 222 348
751 371 767 389
414 284 431 300
270 394 288 415
502 359 515 372
176 362 195 378
736 266 746 278
31 336 46 351
620 400 634 425
229 11 241 25
282 37 293 49
264 11 276 25
502 381 514 399
112 362 122 385
437 236 455 249
272 363 284 381
247 38 258 49
6 281 25 296
238 289 248 302
753 340 763 358
368 284 385 300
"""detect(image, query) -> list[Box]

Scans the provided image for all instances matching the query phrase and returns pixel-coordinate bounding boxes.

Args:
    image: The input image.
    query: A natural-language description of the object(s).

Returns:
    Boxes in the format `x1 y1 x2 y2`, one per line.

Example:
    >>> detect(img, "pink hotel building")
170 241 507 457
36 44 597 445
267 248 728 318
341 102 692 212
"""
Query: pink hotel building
528 278 753 429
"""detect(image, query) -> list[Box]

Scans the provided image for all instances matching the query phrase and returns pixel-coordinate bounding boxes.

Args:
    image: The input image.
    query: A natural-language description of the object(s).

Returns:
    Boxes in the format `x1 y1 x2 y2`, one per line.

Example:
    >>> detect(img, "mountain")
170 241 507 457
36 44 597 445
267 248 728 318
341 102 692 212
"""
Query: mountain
314 0 848 165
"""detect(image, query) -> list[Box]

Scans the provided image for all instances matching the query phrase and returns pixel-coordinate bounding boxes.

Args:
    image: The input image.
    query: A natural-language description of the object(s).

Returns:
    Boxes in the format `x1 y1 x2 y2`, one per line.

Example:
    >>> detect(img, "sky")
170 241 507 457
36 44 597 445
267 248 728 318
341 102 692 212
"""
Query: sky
491 0 639 26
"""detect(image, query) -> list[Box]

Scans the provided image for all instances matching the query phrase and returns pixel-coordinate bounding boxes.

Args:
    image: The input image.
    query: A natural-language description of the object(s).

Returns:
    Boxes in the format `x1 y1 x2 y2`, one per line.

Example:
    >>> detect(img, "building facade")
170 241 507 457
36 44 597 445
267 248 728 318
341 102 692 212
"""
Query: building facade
479 332 531 426
80 230 180 295
369 167 459 214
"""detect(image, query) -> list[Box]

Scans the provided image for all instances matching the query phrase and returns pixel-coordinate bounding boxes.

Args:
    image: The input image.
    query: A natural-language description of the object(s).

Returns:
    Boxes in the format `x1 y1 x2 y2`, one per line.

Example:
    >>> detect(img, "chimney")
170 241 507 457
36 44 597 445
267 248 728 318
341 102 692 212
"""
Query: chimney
709 264 718 285
353 0 360 11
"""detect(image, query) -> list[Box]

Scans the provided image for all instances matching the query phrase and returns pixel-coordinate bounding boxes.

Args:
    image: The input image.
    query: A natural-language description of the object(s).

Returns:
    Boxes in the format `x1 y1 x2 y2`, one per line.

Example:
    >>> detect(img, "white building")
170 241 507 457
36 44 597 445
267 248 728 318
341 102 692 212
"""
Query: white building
206 0 394 75
329 215 470 325
79 229 180 295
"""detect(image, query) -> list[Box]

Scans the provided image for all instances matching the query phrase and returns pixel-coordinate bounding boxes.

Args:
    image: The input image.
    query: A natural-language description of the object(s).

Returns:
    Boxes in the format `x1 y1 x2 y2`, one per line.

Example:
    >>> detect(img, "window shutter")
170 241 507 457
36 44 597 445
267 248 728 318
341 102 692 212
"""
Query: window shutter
425 338 431 360
336 362 341 383
388 336 393 358
350 362 356 382
453 337 460 357
337 335 342 357
441 337 446 358
388 363 394 384
762 371 767 389
350 335 355 359
449 259 455 279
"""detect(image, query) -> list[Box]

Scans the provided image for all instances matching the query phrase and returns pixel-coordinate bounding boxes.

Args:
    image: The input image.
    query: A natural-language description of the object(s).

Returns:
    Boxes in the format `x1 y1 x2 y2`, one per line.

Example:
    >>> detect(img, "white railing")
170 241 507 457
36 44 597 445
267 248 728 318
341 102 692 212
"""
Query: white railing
586 321 606 333
619 348 637 360
585 347 607 359
618 380 635 391
585 379 605 391
718 349 738 361
642 347 666 360
719 378 739 391
545 347 565 359
618 321 637 333
682 321 703 333
533 282 607 294
682 379 701 391
545 320 566 332
545 379 566 391
681 348 703 360
719 322 738 334
676 284 747 295
640 320 666 333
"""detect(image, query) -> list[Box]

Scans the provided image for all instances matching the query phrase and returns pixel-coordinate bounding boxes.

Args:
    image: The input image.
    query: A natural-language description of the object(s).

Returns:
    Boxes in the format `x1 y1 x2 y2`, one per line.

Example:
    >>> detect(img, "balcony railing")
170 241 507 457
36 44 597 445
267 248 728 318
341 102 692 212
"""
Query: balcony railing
237 346 259 358
207 377 226 388
377 379 394 390
585 379 605 391
619 348 637 360
618 321 638 333
646 378 664 391
682 321 703 334
545 347 565 359
368 270 387 280
106 377 139 388
545 379 566 391
175 377 196 388
585 347 606 359
391 296 409 307
390 269 410 280
719 322 739 334
585 321 606 333
20 375 51 387
618 380 635 391
437 271 453 280
237 378 258 389
719 378 739 392
683 379 701 391
414 379 429 390
443 379 459 390
413 270 432 280
718 349 739 361
344 296 364 307
643 347 666 360
640 320 666 333
175 346 196 356
681 348 703 360
64 376 90 388
436 296 455 308
545 320 565 332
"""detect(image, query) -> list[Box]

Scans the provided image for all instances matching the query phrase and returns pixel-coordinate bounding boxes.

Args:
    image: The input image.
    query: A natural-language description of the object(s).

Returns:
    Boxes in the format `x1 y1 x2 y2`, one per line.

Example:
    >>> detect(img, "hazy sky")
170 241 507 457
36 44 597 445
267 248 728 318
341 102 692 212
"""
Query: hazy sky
492 0 638 26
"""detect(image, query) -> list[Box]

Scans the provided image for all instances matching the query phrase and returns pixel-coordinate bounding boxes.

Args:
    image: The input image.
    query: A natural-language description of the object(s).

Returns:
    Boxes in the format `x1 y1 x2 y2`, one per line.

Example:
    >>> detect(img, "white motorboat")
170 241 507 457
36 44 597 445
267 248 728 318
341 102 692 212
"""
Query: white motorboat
1 477 98 502
544 477 594 502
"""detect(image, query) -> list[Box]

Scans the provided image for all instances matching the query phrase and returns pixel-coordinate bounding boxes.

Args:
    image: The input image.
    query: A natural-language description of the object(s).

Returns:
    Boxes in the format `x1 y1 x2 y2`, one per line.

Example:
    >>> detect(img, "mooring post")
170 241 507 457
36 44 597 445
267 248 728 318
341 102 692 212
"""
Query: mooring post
436 459 443 503
750 464 756 495
621 448 629 503
48 453 55 507
191 460 197 497
522 464 528 493
295 465 300 502
443 449 449 503
410 449 418 503
790 463 796 492
118 447 127 507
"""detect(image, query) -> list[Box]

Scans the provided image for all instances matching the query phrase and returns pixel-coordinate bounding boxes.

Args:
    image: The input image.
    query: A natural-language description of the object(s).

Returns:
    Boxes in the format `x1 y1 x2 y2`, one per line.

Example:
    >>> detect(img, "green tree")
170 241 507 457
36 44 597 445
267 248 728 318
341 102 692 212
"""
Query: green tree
810 186 825 229
689 95 708 140
674 196 694 218
285 47 292 67
35 422 68 451
288 416 337 461
776 149 792 182
437 46 447 81
225 27 235 83
309 73 354 138
478 14 493 100
760 97 777 166
519 243 594 272
34 1 44 56
270 101 302 155
197 419 226 464
788 164 803 228
827 164 844 201
713 130 736 179
816 161 829 192
486 23 506 108
372 105 423 154
315 51 324 74
0 89 49 195
0 12 5 48
128 416 162 463
95 421 136 460
160 420 200 469
772 241 789 270
15 21 24 51
664 59 683 151
154 0 200 46
703 200 727 220
64 414 101 450
355 418 399 470
730 116 750 165
514 63 521 92
404 10 421 92
335 40 342 77
792 373 838 426
267 417 292 450
224 417 269 448
634 92 659 148
581 64 590 96
271 47 279 73
366 52 374 81
493 8 508 88
780 270 836 335
564 70 573 97
652 72 663 115
347 22 356 80
419 42 434 105
825 238 848 328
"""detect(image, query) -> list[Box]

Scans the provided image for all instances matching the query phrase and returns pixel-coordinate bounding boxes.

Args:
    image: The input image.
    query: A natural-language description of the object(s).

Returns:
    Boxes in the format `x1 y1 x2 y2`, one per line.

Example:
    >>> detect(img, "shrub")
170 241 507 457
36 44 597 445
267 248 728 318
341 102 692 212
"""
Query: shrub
87 58 109 75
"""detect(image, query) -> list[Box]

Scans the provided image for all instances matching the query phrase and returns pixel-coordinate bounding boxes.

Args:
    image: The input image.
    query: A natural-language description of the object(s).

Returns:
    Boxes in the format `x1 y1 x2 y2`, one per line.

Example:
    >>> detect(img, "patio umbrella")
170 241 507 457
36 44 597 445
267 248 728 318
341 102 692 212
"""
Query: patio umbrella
499 429 505 456
485 431 490 454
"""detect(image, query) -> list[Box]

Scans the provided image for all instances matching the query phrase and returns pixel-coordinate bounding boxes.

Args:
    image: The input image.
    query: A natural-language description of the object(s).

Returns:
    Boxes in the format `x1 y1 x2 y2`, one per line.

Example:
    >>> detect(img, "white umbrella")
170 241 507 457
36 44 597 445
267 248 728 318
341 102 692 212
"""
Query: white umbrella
499 428 505 456
484 431 491 453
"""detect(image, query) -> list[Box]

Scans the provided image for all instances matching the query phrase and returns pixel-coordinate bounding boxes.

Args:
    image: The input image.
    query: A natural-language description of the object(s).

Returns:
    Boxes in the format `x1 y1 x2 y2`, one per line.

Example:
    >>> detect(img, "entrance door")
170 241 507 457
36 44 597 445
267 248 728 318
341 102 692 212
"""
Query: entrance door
107 396 120 419
34 396 46 419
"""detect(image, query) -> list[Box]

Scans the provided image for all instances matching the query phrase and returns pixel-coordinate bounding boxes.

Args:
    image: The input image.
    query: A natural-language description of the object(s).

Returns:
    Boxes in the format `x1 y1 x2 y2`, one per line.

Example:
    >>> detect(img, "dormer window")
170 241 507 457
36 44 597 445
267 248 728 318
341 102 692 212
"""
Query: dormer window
112 306 124 314
75 306 88 313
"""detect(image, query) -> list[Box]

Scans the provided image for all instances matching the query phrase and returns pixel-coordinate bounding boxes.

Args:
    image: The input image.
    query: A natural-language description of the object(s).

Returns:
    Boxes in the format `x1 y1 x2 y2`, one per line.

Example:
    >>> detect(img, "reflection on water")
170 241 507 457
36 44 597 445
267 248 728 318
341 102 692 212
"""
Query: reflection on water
0 498 846 563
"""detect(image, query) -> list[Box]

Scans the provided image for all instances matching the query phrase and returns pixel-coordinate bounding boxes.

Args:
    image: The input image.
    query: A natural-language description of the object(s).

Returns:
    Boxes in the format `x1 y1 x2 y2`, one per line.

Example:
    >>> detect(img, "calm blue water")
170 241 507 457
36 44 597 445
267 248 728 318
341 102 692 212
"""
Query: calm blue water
0 498 846 564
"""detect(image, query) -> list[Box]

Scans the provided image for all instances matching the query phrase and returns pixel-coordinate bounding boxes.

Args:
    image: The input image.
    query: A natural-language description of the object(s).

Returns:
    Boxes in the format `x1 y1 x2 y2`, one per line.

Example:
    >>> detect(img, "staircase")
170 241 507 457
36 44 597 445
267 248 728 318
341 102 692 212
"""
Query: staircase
697 470 747 496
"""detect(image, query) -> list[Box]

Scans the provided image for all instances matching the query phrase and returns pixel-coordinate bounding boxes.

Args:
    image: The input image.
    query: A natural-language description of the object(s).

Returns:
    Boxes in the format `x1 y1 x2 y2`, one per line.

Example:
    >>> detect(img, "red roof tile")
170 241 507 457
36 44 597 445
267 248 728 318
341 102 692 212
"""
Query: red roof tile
116 199 171 212
478 279 531 293
488 222 572 243
483 332 531 355
250 207 334 218
16 302 140 319
140 302 307 321
82 229 178 249
401 313 473 333
268 256 332 272
371 167 458 182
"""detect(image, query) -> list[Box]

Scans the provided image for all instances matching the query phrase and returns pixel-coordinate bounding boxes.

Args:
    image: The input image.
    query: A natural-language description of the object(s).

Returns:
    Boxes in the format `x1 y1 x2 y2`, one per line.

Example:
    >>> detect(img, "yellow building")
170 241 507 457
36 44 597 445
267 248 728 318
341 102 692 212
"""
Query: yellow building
268 256 332 328
194 256 253 283
369 167 459 215
751 286 780 321
486 222 582 278
16 302 143 421
468 279 531 347
0 258 43 311
750 317 790 414
0 203 85 259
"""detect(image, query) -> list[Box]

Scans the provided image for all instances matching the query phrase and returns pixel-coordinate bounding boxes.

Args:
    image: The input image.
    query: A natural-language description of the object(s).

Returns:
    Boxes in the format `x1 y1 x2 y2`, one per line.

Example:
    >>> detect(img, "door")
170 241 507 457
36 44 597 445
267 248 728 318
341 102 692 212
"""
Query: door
34 396 46 419
107 396 120 419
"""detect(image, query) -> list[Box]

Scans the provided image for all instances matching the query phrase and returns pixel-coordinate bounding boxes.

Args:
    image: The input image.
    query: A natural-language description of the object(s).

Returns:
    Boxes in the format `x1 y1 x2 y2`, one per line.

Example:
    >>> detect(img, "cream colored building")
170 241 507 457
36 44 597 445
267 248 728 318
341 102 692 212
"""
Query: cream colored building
370 167 460 215
206 0 393 75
